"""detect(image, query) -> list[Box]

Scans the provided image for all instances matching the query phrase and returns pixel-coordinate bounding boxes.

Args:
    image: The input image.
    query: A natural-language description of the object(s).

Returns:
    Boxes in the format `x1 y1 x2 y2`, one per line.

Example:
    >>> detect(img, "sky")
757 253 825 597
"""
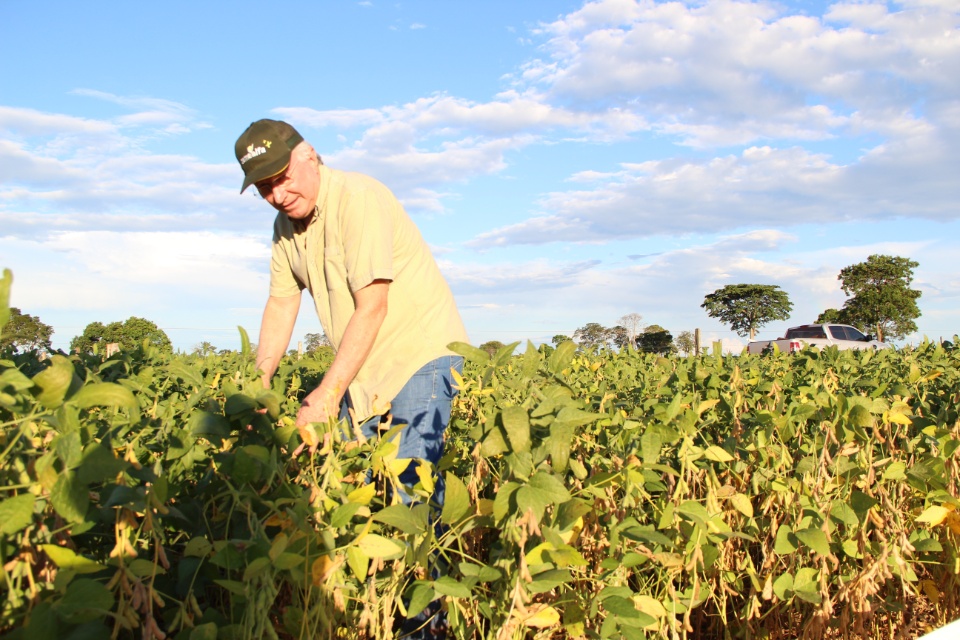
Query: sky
2 0 959 354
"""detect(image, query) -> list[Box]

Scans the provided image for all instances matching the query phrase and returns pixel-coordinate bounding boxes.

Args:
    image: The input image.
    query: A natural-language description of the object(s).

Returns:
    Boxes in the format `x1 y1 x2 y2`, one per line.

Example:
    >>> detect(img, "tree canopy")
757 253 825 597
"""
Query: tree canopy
479 340 507 357
304 332 332 353
573 322 616 352
701 284 793 339
71 317 172 354
636 324 675 355
828 254 921 342
675 330 696 356
0 308 53 353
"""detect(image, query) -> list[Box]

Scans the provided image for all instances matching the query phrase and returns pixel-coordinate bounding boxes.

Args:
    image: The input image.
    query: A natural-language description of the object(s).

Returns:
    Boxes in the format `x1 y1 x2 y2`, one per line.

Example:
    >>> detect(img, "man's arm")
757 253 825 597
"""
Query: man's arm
257 294 301 388
296 279 389 428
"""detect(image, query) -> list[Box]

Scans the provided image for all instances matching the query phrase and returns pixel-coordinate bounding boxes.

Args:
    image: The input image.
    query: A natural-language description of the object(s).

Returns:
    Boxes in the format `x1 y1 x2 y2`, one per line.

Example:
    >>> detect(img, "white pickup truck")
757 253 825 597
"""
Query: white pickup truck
746 324 891 355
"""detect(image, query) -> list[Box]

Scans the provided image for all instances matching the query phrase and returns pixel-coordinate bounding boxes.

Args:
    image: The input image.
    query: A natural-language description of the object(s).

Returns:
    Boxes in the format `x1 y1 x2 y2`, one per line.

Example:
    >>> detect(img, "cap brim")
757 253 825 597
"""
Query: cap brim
240 161 290 194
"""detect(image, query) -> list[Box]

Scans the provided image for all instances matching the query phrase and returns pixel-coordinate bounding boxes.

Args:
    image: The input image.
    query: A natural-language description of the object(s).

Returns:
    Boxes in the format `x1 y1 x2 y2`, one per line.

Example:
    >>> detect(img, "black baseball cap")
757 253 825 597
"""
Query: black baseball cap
234 119 304 193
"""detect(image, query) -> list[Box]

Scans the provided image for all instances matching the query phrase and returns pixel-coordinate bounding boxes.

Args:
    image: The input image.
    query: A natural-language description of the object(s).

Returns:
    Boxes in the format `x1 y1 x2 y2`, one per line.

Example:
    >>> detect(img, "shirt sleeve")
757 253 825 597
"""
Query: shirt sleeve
340 180 396 292
269 219 305 298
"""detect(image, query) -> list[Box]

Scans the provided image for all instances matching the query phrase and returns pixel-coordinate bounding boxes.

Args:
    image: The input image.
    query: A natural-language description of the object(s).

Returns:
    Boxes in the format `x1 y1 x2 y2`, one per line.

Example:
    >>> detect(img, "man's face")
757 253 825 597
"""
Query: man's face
254 147 319 221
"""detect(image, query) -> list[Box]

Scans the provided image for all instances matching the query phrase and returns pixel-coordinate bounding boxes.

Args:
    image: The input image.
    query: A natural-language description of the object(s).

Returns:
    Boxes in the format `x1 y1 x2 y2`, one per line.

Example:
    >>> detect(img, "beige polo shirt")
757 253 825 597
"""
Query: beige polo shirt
269 164 469 421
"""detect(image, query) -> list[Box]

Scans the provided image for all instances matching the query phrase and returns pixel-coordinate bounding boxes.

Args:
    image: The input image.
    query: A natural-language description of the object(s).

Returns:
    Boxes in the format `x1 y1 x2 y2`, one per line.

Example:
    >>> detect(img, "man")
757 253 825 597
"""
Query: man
235 118 468 507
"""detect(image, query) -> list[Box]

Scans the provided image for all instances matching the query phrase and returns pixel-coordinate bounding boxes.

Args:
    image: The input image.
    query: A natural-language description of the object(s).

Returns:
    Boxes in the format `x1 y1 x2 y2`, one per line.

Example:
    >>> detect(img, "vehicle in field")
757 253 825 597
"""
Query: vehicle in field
746 323 891 355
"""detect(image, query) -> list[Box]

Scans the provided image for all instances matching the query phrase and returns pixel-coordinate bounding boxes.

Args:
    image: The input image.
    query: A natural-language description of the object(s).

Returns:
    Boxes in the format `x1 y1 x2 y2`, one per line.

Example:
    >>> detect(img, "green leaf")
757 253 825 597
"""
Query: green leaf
346 546 368 581
829 502 859 528
189 411 230 441
33 355 78 409
70 382 138 411
772 572 794 600
774 525 798 555
50 471 89 523
528 569 573 594
273 552 304 571
792 567 822 604
78 443 129 484
41 545 106 574
554 406 602 429
546 421 575 473
446 341 491 364
795 528 831 555
0 493 36 535
432 576 471 599
493 341 521 366
53 431 83 470
242 556 271 582
184 537 212 558
406 581 436 619
52 578 114 623
480 425 509 457
547 340 577 375
640 431 661 465
882 461 907 481
225 393 258 415
356 534 406 559
238 326 251 359
441 473 471 525
373 504 428 535
0 268 11 331
677 500 710 526
521 341 541 379
330 502 362 528
850 490 879 517
529 471 571 505
190 623 218 640
502 405 531 454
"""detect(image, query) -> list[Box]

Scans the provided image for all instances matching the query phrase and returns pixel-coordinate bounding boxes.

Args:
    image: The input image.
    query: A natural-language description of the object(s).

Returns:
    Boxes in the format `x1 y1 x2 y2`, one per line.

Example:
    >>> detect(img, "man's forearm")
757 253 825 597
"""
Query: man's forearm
257 294 301 386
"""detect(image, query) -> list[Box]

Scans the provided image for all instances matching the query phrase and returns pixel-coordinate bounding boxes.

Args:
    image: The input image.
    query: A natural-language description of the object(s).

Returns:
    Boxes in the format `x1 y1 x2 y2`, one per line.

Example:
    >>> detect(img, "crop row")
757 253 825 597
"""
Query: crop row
0 331 958 639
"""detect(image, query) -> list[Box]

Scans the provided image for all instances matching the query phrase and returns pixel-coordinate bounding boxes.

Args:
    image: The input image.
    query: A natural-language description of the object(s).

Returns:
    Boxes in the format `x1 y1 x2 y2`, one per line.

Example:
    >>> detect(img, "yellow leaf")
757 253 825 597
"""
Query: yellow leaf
477 499 494 516
522 604 561 628
299 424 319 447
886 411 913 425
388 457 411 476
311 553 342 586
415 462 435 494
558 516 584 544
526 542 554 566
347 483 376 505
921 579 941 605
633 595 667 618
704 446 734 462
917 505 950 526
730 493 754 518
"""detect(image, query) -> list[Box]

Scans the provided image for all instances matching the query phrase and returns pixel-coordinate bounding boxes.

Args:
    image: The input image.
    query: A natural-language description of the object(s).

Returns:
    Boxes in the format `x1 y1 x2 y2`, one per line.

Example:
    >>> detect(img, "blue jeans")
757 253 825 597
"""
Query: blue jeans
340 355 463 507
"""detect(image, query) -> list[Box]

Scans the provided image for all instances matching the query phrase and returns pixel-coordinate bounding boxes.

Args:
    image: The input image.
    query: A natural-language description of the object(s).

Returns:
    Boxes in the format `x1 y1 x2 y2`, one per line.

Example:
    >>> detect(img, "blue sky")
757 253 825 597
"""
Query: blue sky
2 0 959 353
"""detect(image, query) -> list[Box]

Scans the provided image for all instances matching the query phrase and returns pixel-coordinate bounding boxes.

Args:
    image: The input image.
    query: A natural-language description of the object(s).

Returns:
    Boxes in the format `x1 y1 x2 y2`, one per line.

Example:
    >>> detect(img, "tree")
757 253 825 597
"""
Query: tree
701 284 793 340
304 332 332 353
675 330 696 356
479 340 507 356
832 254 921 342
573 322 614 352
609 326 631 350
637 324 675 355
71 317 172 354
551 334 572 346
193 341 218 356
616 313 644 347
0 308 53 353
